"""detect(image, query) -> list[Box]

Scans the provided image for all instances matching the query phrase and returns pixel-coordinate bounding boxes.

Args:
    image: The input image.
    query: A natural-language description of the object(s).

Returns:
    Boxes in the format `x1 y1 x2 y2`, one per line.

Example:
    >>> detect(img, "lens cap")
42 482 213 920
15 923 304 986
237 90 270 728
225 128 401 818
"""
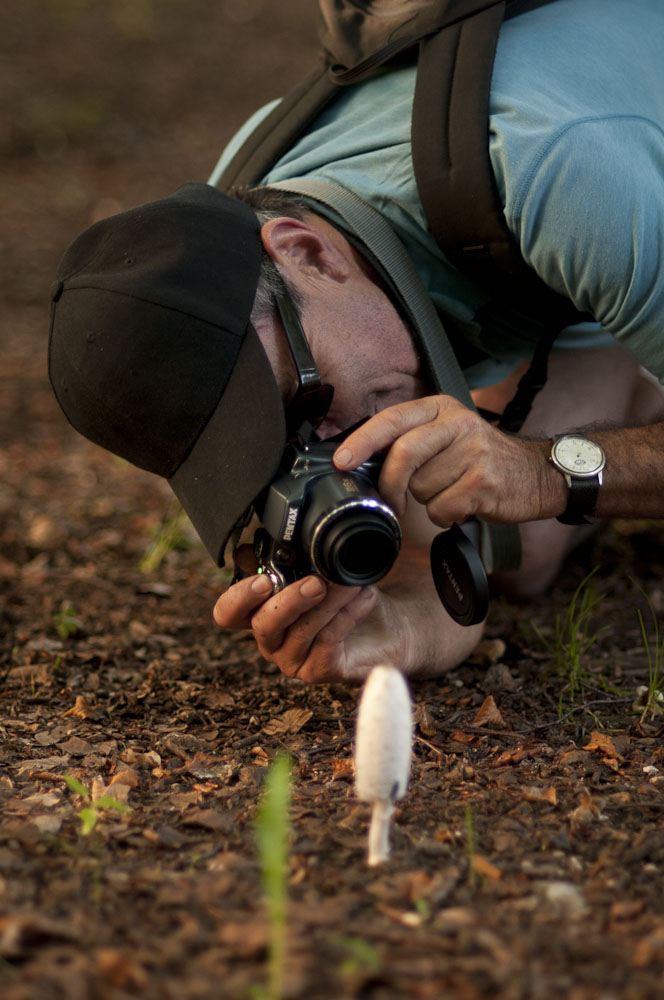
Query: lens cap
430 524 489 627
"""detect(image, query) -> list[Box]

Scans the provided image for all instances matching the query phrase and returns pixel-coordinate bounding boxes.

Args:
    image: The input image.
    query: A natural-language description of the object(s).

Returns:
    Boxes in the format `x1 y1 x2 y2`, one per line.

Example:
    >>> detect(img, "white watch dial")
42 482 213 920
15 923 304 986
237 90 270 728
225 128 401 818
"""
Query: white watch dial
552 435 605 477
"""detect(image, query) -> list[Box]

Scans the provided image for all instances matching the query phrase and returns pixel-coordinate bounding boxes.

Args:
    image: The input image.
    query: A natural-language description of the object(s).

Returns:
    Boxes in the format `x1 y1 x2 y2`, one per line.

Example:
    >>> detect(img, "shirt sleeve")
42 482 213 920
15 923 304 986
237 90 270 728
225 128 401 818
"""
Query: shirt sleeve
506 116 664 383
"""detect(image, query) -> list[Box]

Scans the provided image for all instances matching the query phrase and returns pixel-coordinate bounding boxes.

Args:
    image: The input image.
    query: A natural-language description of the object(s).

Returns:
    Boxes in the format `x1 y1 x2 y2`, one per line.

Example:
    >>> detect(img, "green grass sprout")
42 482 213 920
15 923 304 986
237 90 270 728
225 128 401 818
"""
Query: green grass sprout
139 504 194 573
531 568 611 710
53 601 83 639
636 595 664 722
337 934 382 979
253 754 293 1000
64 775 130 836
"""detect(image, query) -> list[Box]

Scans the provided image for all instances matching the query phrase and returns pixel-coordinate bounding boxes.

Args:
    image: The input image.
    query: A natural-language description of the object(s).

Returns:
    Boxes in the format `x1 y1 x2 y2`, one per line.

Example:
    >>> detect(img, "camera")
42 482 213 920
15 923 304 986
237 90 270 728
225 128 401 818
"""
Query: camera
252 428 401 591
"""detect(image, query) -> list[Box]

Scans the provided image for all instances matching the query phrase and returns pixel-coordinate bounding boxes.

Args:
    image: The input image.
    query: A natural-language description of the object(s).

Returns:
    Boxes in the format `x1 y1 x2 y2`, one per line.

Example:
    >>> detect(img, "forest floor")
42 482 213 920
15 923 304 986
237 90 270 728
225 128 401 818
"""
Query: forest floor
2 3 664 998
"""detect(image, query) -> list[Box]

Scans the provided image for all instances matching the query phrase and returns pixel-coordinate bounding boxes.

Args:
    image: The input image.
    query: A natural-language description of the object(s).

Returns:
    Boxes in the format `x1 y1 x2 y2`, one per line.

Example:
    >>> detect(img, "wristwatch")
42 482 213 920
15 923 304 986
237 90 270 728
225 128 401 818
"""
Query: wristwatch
550 434 605 525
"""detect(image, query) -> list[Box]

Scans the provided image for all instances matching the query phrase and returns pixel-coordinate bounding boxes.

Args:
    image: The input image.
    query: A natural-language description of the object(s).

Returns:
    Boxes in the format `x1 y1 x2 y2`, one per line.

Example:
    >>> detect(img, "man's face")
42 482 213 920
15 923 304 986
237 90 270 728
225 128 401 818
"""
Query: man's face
313 301 425 440
255 213 426 439
256 274 424 441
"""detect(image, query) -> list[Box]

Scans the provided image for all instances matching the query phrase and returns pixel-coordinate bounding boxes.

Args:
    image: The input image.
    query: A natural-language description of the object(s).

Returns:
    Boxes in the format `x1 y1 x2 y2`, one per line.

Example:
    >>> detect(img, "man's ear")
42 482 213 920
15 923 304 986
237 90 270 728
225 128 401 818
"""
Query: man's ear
260 217 350 286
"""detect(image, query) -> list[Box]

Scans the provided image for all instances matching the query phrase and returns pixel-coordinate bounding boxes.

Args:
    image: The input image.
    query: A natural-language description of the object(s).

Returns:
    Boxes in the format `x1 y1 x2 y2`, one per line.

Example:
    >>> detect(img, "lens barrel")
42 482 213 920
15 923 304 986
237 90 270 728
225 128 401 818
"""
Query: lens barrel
316 508 400 585
302 473 401 586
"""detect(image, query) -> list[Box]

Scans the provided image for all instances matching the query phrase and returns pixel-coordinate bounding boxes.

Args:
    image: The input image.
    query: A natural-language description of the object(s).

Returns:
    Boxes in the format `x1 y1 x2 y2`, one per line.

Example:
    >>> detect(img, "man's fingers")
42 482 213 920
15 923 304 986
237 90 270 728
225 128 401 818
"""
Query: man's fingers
213 574 379 684
333 396 448 471
252 580 365 660
288 587 379 683
377 423 464 513
213 573 275 630
333 396 472 515
250 576 332 657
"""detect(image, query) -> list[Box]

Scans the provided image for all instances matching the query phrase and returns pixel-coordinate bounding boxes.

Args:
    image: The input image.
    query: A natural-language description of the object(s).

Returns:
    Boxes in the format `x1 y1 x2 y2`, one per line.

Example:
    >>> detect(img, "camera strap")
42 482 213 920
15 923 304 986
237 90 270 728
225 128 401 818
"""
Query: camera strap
270 178 522 575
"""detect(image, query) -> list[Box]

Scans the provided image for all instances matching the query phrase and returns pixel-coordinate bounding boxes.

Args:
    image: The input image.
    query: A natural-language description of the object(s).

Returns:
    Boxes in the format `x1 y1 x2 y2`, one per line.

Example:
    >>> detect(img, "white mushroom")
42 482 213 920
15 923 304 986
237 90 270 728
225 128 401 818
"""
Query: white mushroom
354 664 413 866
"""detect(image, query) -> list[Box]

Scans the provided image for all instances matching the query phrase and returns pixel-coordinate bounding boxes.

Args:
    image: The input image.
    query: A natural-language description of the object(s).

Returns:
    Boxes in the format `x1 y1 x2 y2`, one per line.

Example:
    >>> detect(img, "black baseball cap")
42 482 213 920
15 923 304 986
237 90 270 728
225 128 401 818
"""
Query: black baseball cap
48 181 287 565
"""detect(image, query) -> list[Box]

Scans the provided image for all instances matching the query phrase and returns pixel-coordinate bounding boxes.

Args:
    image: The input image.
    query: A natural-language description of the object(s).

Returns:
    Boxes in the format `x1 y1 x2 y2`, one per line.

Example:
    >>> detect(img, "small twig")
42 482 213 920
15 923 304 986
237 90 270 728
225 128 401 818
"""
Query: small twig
27 771 70 784
233 731 264 750
438 695 637 740
414 735 443 758
307 735 351 758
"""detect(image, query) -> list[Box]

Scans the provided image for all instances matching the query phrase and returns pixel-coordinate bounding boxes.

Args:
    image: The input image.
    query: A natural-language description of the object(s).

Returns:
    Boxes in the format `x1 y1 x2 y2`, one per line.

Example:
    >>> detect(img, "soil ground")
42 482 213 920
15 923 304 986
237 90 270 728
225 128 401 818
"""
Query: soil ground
2 4 664 998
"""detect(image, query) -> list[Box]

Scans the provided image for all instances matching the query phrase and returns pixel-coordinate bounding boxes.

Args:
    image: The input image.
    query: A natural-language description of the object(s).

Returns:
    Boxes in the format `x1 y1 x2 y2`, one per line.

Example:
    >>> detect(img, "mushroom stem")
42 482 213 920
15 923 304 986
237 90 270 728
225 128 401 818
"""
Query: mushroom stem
368 799 395 866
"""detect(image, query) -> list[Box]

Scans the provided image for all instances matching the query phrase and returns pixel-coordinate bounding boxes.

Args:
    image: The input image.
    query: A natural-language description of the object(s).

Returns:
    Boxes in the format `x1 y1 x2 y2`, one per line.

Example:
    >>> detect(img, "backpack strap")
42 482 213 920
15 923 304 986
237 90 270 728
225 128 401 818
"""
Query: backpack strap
412 0 584 326
410 0 588 431
216 1 555 195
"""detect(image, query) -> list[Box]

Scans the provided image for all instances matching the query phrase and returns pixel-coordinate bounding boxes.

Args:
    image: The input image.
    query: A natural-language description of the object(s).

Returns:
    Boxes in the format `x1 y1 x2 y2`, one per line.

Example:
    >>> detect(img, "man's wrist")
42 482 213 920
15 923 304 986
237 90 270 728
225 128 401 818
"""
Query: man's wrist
549 434 606 525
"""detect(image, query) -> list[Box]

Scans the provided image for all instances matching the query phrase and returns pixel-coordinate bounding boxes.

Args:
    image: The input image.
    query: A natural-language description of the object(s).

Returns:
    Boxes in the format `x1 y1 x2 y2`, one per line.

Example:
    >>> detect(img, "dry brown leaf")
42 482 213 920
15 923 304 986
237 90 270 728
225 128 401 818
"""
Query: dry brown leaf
471 695 506 728
611 899 644 922
558 749 592 766
471 853 502 880
331 758 354 780
493 746 534 767
58 736 95 756
0 555 18 579
336 804 365 831
434 907 475 930
8 663 52 685
251 746 269 765
415 703 437 737
193 781 218 794
633 925 664 968
262 707 313 736
170 790 204 811
522 785 558 805
32 814 64 835
109 768 139 789
583 730 623 759
184 751 234 781
218 921 269 957
448 730 481 745
203 690 236 710
182 808 234 833
62 695 94 719
601 755 624 774
121 748 161 768
101 782 131 806
567 788 600 831
96 948 148 990
129 620 150 641
160 732 208 760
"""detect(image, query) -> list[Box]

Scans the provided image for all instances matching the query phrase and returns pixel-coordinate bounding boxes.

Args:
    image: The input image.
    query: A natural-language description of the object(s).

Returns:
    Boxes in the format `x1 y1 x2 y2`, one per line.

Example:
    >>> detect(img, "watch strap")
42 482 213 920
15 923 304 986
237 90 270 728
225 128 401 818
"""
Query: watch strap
556 476 600 526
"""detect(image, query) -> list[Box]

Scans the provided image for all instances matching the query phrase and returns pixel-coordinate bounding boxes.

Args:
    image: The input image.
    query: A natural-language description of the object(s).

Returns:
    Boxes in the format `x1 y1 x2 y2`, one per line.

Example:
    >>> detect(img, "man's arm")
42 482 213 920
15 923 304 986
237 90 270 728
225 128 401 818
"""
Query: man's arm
333 396 664 527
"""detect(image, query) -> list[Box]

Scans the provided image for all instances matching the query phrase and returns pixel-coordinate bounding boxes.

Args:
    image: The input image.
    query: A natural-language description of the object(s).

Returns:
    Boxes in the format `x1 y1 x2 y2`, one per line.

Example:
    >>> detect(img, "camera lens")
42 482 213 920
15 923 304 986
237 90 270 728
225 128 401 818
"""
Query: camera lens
317 511 400 585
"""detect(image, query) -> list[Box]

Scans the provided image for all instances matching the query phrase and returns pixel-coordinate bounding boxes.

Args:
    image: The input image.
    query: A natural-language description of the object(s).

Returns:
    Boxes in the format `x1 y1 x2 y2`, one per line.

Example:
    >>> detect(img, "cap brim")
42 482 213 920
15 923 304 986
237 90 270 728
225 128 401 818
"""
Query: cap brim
169 328 286 566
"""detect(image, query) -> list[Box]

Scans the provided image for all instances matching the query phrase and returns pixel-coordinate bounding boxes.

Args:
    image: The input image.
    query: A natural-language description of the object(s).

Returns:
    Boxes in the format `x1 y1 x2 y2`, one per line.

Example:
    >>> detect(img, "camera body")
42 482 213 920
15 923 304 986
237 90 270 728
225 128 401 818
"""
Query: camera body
253 431 401 591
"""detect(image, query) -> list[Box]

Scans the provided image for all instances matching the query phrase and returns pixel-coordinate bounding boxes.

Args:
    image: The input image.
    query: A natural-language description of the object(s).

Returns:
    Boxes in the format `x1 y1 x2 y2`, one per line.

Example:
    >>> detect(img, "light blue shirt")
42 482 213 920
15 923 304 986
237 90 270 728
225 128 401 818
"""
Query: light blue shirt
211 0 664 387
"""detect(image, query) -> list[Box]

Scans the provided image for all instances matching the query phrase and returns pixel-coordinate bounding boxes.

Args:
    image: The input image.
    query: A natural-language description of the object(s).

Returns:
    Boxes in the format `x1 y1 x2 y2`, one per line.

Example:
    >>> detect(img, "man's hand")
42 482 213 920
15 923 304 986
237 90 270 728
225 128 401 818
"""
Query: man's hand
333 395 562 527
212 549 396 683
212 539 484 683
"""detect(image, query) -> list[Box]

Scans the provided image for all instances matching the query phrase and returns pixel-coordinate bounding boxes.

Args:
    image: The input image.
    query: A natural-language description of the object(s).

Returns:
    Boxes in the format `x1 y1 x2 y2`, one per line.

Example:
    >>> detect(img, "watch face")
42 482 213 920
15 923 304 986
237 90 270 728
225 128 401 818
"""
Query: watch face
552 435 605 478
